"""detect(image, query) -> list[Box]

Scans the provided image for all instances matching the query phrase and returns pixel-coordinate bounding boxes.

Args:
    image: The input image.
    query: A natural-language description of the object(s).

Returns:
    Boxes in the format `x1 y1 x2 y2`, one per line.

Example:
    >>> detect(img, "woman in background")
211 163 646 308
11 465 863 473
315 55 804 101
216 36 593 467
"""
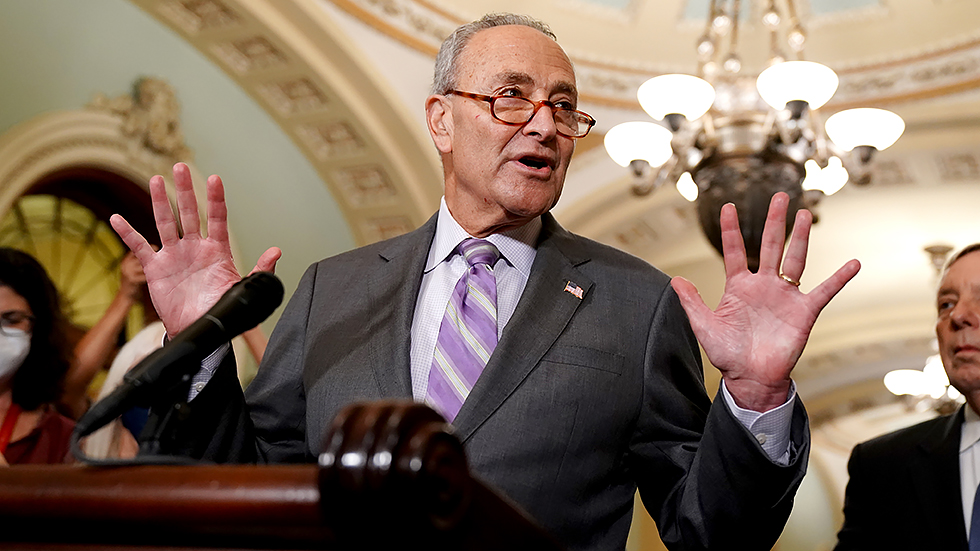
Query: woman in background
0 248 75 465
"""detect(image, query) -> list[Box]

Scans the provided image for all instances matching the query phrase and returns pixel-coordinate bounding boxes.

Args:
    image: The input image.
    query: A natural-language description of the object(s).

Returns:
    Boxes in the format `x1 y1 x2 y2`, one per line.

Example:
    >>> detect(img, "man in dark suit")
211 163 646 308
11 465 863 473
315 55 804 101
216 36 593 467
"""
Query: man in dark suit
111 13 860 551
835 244 980 551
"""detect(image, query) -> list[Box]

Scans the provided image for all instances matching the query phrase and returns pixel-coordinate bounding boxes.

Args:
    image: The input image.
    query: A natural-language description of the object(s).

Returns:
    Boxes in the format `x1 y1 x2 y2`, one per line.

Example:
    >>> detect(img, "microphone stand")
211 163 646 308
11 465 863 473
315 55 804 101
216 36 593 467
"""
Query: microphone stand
70 360 203 466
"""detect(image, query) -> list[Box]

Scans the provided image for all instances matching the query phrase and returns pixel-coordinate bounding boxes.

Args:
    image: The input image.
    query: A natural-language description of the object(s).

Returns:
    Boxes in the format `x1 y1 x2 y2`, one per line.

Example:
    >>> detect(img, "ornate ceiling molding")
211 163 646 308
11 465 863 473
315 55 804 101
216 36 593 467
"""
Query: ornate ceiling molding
327 0 980 110
0 79 208 236
129 0 443 245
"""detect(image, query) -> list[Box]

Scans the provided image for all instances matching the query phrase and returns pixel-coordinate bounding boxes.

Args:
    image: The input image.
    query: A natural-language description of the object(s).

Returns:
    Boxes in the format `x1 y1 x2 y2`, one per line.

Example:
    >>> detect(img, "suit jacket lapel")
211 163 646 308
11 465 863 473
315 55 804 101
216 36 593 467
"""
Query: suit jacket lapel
367 214 438 398
452 214 593 442
912 408 967 545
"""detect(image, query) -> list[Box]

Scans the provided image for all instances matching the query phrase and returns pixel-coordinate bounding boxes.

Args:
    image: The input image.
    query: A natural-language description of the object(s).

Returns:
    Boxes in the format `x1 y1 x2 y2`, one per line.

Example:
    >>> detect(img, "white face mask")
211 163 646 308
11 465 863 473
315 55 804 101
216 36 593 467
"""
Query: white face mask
0 328 30 380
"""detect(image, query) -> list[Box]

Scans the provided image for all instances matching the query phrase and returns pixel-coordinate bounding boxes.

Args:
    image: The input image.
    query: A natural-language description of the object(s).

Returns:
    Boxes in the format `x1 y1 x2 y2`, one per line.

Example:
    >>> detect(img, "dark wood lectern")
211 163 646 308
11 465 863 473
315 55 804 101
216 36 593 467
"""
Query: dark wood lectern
0 401 565 551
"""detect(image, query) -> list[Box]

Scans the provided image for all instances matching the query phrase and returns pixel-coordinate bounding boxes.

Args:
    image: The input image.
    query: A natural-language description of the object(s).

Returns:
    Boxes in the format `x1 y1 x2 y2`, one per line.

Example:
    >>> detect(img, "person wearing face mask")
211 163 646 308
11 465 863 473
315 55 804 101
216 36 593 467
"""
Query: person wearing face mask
0 248 76 465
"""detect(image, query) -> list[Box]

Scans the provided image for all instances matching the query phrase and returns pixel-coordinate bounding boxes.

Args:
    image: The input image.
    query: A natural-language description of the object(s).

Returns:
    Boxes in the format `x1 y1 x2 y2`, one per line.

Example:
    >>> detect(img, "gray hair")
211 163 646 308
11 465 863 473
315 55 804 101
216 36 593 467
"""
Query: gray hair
431 13 557 95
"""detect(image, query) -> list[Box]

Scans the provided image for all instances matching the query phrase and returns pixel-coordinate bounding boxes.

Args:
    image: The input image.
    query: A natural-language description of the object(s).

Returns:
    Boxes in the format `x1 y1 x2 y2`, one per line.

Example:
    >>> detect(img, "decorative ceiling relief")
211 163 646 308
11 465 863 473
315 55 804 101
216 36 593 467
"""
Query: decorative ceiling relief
258 78 331 116
298 121 366 160
328 0 980 108
333 165 399 207
833 39 980 107
130 0 443 245
88 77 193 163
157 0 242 32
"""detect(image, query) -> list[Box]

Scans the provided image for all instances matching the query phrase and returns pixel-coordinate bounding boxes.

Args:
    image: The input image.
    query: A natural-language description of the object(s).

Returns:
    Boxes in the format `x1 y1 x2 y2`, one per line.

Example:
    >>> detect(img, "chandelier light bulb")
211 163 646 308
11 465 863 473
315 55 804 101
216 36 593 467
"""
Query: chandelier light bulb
637 74 715 121
676 172 699 202
788 25 806 52
825 108 906 151
762 9 781 29
712 13 731 34
756 60 838 110
723 54 742 74
697 35 715 60
603 122 674 168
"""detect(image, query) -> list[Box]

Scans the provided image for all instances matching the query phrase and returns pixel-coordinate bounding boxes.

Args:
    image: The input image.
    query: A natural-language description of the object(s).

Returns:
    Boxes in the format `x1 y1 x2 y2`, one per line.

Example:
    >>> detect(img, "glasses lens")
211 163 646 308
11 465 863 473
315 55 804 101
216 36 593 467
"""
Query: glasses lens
491 97 534 124
555 111 586 138
490 96 593 138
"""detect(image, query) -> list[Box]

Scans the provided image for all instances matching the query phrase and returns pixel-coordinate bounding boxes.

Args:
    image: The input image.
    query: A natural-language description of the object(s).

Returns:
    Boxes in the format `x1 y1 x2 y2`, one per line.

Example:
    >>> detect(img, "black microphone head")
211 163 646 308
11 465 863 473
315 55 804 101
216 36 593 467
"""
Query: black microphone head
209 271 285 337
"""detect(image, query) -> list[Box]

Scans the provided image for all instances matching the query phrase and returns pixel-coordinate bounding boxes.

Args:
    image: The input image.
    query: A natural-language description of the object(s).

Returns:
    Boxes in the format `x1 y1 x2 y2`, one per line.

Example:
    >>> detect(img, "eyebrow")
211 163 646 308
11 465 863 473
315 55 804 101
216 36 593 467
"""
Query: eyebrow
491 71 578 98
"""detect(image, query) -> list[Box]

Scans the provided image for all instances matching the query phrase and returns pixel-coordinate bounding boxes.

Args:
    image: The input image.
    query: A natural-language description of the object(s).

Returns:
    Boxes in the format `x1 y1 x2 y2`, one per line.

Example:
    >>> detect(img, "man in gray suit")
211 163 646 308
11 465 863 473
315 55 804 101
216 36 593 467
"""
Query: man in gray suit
111 13 860 551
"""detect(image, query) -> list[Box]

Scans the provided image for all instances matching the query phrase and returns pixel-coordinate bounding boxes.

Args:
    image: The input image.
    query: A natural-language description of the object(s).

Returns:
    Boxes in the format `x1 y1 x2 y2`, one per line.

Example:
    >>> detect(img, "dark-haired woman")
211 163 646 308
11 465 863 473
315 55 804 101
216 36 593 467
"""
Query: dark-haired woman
0 248 75 465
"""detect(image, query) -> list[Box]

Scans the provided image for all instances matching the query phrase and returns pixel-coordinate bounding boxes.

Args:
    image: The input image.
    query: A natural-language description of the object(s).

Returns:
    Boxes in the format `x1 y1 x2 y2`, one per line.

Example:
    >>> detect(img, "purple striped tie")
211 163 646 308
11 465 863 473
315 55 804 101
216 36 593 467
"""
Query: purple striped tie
426 239 501 422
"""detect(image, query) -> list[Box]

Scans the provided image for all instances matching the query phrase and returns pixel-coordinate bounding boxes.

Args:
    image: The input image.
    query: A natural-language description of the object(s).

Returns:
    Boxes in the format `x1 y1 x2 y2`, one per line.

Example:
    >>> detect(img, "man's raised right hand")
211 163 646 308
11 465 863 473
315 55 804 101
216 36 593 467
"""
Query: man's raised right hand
110 162 281 337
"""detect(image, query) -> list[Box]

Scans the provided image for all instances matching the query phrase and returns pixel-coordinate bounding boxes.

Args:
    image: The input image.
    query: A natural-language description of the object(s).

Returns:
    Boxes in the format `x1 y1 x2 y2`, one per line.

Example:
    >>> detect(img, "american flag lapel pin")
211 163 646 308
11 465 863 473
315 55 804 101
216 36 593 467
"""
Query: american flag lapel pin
564 281 584 300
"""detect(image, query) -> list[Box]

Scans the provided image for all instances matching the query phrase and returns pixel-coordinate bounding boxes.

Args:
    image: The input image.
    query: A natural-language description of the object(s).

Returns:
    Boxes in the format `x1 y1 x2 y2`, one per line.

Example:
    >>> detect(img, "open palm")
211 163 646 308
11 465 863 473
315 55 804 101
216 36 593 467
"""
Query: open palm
671 193 860 412
110 163 280 336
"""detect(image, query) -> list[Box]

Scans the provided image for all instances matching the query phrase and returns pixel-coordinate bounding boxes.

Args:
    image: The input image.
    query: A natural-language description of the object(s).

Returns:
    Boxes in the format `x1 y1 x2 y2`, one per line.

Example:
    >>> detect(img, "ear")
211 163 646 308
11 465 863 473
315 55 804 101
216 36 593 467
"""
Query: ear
425 94 453 154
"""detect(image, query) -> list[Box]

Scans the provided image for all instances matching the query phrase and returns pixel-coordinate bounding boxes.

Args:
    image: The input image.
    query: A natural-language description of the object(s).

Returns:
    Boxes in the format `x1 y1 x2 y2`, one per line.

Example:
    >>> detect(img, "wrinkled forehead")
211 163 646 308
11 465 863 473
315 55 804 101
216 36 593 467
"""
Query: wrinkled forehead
457 25 577 96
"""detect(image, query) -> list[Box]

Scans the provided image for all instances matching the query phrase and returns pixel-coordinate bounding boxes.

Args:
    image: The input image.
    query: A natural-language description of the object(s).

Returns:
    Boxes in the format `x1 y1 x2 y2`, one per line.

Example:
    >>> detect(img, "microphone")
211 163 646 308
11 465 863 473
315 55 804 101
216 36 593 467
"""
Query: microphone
74 272 284 438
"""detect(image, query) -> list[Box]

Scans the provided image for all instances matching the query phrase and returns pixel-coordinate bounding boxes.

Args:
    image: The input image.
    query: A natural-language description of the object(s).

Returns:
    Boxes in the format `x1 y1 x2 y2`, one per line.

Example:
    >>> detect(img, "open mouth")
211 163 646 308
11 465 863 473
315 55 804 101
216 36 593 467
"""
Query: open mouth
518 156 552 170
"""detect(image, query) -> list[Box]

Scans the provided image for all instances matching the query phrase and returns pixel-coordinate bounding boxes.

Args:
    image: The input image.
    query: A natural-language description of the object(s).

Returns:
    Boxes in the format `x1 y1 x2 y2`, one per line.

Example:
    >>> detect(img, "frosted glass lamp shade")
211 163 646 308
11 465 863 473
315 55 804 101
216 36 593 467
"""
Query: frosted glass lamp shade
604 122 674 168
825 108 905 151
637 74 715 121
819 157 849 195
756 61 839 110
676 172 698 202
884 369 926 396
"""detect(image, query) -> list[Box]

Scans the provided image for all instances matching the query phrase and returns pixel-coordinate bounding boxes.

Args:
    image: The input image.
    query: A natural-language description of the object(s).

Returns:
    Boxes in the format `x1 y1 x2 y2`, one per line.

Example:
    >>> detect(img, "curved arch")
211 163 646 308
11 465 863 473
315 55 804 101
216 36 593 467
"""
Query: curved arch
129 0 443 245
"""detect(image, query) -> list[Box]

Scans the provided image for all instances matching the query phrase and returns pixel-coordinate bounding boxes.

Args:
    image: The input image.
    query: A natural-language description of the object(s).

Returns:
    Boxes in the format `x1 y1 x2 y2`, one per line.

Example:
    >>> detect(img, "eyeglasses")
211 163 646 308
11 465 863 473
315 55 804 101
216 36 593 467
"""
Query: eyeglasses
0 310 34 336
448 90 596 139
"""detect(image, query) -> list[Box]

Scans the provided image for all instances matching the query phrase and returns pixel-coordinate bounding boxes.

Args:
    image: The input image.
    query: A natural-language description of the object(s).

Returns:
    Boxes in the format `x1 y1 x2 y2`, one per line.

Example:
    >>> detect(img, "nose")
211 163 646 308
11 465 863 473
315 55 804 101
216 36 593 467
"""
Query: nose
950 300 980 329
522 102 559 141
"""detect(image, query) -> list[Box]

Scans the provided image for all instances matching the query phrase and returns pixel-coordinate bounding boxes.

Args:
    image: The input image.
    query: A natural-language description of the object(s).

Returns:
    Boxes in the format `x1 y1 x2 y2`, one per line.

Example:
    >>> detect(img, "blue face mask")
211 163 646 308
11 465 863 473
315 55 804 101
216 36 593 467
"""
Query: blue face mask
0 328 30 381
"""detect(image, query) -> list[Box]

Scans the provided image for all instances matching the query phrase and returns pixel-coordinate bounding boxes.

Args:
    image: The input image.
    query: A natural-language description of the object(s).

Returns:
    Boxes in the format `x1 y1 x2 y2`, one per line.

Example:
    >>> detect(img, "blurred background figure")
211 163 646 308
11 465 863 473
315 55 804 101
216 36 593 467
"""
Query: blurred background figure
0 248 76 465
81 319 163 460
61 251 152 421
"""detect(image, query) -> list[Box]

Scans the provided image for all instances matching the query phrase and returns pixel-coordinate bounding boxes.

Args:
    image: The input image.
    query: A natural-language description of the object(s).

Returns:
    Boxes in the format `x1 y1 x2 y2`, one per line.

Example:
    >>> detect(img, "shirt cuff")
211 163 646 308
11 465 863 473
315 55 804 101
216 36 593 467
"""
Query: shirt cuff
720 379 796 466
188 342 231 401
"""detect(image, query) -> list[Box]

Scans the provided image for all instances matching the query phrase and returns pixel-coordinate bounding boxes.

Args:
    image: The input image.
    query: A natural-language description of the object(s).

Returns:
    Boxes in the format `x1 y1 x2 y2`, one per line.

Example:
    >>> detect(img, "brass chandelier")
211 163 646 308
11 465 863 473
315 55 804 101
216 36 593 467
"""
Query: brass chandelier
603 0 905 270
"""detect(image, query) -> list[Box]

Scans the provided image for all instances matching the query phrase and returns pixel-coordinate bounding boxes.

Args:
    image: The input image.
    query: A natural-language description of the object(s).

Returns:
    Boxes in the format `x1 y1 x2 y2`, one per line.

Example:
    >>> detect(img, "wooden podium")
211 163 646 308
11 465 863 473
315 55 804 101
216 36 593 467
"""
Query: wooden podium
0 401 565 551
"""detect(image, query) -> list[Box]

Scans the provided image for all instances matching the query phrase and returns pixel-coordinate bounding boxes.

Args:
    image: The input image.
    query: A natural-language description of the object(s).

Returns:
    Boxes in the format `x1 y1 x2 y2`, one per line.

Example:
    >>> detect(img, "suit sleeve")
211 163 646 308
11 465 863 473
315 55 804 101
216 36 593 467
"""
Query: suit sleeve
630 286 808 551
833 443 872 551
141 264 319 463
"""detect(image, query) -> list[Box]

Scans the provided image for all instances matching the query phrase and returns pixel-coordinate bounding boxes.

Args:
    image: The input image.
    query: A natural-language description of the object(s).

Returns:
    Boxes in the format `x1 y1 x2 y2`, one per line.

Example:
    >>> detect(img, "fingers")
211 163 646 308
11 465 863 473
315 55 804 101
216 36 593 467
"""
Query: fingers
250 247 282 275
670 276 712 336
110 214 156 265
757 193 789 274
205 175 229 243
149 175 179 246
780 208 812 281
807 259 861 313
719 203 748 277
173 162 202 237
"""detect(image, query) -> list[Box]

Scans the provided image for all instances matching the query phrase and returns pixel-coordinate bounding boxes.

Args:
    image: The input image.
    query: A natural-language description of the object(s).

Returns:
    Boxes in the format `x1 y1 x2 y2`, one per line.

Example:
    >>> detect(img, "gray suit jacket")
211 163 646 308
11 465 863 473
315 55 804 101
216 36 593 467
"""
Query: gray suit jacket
835 407 967 551
157 213 808 551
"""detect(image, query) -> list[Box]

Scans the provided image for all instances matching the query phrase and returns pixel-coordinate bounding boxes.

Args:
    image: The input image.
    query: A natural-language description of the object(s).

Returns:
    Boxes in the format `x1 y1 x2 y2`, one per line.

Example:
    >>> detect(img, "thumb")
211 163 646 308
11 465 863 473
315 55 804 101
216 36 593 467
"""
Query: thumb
249 247 282 275
670 276 712 335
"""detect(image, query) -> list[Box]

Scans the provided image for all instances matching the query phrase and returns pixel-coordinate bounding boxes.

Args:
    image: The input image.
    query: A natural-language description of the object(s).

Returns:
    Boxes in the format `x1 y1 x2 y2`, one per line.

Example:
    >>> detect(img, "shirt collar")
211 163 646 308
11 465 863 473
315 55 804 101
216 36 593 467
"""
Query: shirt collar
425 197 541 276
961 404 980 453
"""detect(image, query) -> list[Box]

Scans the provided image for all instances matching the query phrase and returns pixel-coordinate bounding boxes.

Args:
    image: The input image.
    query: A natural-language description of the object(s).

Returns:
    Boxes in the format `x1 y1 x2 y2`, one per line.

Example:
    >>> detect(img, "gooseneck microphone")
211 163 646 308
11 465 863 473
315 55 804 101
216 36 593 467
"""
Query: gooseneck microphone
74 272 284 440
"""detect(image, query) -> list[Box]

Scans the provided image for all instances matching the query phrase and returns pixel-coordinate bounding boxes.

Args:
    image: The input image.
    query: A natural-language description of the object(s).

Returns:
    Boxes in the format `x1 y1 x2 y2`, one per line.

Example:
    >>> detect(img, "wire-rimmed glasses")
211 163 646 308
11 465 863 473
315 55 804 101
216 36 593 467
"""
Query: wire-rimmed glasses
448 90 596 139
0 310 34 336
